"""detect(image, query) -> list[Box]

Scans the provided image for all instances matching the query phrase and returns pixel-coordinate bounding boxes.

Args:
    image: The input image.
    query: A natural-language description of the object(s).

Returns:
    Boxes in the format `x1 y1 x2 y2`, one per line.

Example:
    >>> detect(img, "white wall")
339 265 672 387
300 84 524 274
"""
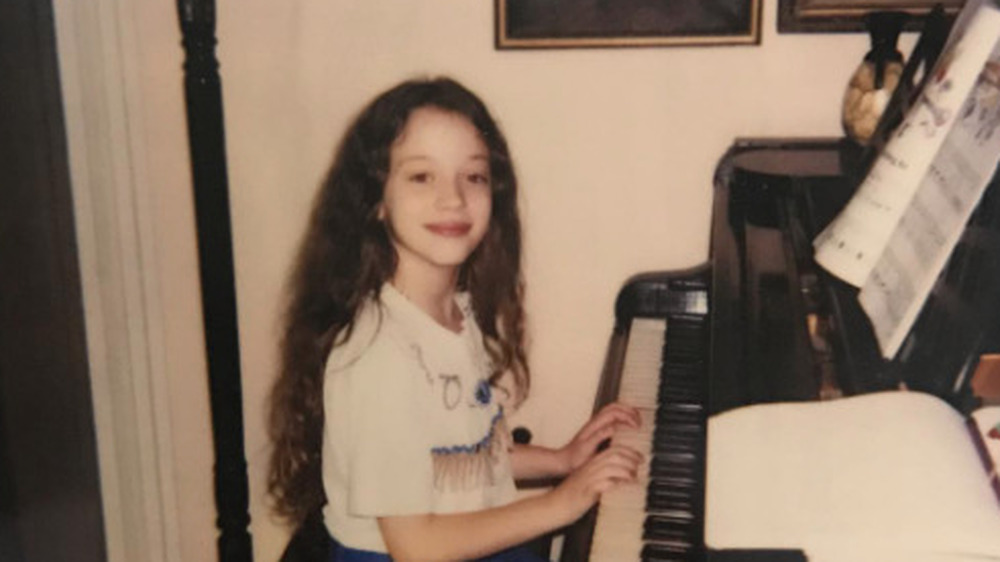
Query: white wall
113 1 917 560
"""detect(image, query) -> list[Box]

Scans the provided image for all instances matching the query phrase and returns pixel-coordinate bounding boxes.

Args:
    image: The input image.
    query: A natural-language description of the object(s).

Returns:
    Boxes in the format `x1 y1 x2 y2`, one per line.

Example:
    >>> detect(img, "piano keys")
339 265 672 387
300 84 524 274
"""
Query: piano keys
590 316 708 561
563 272 710 562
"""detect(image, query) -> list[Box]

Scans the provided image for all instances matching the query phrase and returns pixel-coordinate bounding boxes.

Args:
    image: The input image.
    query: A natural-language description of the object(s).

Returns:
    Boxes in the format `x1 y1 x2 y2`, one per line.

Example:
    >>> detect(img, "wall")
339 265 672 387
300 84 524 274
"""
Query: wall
117 1 917 560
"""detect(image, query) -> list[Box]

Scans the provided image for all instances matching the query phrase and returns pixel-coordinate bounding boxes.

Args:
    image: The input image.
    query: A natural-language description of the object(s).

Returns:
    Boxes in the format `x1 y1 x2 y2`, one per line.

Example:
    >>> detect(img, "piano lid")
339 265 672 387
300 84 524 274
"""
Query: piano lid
713 138 1000 416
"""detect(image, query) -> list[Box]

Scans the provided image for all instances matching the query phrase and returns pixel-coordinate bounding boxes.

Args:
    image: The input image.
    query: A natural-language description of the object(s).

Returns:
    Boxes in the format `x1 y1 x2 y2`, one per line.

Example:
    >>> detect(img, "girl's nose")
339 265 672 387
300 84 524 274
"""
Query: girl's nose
436 176 465 208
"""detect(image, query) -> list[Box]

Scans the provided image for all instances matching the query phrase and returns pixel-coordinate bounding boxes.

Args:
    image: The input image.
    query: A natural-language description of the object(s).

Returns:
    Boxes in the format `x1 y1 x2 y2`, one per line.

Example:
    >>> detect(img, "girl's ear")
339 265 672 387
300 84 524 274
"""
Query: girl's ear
376 202 386 221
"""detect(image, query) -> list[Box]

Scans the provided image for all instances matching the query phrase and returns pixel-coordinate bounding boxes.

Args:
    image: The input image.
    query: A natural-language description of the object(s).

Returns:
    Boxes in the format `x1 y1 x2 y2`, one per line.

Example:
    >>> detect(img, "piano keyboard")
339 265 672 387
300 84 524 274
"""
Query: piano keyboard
588 315 709 562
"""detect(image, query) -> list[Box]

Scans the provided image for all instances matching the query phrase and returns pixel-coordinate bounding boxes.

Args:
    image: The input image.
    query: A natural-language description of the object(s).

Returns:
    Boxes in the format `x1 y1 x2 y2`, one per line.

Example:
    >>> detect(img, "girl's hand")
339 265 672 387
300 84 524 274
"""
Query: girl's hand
550 445 643 524
559 402 641 474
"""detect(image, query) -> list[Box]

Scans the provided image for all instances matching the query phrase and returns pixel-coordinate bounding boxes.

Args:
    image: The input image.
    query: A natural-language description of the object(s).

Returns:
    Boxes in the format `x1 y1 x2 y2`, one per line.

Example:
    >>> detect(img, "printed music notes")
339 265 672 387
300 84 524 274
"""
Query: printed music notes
813 0 1000 358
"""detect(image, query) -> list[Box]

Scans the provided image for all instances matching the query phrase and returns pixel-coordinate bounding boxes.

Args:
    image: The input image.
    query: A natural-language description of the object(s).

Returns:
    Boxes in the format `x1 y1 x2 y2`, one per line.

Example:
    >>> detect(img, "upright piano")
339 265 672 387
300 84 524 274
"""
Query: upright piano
560 137 1000 562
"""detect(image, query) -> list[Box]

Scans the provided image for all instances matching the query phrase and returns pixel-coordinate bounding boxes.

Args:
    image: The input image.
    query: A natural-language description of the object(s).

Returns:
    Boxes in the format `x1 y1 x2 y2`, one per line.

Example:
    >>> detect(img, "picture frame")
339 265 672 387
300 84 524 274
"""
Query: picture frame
495 0 762 49
778 0 964 32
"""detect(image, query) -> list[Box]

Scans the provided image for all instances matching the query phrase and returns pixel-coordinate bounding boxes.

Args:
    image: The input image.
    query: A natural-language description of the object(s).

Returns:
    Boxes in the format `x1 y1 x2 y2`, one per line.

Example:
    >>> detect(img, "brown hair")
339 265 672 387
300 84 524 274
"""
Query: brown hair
267 77 529 526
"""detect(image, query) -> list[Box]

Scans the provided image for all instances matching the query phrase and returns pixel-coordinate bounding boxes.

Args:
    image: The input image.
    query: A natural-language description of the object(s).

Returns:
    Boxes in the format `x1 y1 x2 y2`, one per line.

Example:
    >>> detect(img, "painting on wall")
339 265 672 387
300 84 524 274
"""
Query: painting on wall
495 0 762 49
778 0 965 32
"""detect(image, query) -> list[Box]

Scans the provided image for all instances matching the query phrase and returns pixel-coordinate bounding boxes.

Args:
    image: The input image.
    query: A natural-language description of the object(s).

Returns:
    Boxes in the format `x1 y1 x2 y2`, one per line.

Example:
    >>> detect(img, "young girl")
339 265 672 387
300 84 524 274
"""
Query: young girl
268 77 642 561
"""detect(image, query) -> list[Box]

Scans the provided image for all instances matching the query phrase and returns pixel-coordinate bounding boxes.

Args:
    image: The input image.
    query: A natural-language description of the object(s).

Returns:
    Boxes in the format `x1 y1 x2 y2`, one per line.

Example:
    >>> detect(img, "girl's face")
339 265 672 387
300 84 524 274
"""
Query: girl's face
379 107 492 282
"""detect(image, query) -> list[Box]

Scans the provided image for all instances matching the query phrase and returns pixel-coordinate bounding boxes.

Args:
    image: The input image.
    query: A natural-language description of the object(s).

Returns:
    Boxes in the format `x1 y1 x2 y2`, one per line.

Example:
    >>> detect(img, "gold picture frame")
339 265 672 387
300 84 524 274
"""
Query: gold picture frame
496 0 762 49
778 0 965 32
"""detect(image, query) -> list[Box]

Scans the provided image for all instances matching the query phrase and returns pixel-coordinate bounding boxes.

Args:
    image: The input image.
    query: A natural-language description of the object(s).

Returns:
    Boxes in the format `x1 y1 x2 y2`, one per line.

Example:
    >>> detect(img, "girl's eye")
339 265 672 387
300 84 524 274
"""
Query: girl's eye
409 172 432 183
467 173 490 185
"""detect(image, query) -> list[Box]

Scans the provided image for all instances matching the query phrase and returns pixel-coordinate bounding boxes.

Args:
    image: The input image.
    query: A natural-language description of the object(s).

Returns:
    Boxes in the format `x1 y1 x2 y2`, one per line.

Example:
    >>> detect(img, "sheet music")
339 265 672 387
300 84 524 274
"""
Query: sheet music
812 108 952 287
861 92 1000 356
813 0 1000 357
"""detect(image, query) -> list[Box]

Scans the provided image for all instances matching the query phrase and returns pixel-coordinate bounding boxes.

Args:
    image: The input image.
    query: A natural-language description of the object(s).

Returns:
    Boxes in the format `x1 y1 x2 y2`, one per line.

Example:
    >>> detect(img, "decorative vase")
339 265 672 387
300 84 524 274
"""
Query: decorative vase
842 11 909 145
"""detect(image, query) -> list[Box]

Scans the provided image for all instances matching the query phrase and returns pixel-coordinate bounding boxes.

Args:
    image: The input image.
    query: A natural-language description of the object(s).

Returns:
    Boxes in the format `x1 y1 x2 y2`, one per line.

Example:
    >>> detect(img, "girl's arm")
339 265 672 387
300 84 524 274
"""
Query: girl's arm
509 402 641 481
377 445 642 562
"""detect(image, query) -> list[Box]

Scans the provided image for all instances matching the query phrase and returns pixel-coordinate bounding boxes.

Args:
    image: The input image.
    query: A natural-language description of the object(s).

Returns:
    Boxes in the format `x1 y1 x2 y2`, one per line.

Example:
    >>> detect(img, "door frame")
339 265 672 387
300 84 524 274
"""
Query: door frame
52 2 183 561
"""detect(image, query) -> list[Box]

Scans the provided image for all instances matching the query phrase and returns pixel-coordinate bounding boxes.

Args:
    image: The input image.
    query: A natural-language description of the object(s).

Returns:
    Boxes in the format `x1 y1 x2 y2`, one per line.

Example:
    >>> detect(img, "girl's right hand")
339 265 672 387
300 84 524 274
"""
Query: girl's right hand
549 444 643 525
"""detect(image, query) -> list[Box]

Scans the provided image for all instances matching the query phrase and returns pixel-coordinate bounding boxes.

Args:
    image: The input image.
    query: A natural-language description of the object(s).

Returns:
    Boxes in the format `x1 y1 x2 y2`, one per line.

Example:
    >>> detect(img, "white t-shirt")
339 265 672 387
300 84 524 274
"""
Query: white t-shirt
322 283 517 553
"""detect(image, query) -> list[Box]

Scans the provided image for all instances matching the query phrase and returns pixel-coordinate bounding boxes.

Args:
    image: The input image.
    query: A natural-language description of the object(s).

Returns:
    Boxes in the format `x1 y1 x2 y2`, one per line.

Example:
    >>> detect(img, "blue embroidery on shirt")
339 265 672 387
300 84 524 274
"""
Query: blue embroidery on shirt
474 380 492 406
430 408 508 491
431 409 504 456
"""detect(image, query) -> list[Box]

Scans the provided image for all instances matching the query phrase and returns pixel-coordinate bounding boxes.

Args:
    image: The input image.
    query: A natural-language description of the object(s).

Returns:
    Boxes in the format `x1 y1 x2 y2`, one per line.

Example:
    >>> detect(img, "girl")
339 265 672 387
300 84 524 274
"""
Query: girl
268 77 642 561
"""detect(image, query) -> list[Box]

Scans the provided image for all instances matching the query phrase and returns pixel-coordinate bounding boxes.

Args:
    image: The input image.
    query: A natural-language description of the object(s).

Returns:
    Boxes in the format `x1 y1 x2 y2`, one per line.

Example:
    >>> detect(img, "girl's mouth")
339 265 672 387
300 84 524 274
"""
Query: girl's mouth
425 222 472 237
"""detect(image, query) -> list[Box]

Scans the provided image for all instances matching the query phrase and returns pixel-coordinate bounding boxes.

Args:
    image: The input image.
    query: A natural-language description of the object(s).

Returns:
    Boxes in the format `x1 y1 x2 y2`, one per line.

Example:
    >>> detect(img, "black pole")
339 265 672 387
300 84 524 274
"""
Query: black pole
175 1 253 560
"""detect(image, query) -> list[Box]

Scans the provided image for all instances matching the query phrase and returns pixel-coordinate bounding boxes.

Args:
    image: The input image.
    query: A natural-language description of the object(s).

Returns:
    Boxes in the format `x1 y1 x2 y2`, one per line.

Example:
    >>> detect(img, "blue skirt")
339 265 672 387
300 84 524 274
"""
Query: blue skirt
329 534 548 562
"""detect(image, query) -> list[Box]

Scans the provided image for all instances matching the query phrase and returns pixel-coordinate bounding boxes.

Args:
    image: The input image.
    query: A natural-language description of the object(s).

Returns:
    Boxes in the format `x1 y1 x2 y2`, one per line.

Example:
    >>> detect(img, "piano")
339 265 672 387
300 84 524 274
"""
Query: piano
559 137 1000 562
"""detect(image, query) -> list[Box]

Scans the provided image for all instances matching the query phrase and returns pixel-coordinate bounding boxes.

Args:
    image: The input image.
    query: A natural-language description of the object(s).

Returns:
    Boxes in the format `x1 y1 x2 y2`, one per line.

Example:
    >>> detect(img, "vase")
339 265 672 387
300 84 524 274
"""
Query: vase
842 11 909 145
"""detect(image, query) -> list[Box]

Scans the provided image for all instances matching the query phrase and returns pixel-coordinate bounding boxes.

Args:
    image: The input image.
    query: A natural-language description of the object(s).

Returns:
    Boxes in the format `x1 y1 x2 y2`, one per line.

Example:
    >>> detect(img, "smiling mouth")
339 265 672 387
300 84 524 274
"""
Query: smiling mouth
425 222 472 236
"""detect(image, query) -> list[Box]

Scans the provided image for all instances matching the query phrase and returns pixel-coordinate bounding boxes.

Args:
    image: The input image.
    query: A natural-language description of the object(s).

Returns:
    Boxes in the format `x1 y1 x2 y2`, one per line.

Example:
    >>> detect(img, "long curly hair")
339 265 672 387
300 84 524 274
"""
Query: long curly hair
267 77 529 527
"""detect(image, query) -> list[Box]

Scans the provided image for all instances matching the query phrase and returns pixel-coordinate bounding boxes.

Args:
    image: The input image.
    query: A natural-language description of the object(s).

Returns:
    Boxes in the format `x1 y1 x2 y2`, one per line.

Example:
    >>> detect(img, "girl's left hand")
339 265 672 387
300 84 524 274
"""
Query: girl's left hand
559 402 641 474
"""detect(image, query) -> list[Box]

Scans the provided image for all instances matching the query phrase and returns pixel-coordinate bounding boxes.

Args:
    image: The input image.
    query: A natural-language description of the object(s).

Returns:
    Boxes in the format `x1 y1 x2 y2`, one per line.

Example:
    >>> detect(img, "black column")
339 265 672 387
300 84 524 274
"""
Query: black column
175 2 253 561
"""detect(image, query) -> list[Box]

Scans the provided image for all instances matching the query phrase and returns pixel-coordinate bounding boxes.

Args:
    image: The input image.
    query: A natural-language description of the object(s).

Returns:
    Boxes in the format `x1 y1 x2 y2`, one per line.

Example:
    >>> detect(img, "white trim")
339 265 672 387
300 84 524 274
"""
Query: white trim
51 2 182 561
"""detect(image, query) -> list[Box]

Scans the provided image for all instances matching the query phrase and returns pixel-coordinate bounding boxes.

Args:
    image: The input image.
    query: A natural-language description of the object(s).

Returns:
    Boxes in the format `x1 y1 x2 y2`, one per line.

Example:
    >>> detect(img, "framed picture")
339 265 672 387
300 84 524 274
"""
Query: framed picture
778 0 965 32
495 0 761 49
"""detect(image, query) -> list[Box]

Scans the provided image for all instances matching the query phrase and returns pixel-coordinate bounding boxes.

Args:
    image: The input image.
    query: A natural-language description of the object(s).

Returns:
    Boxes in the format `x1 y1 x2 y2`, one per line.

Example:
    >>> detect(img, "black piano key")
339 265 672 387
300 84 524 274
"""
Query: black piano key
661 372 705 386
659 380 703 395
653 430 701 453
643 513 696 544
656 421 703 435
646 510 695 526
659 383 702 398
652 449 697 463
646 494 695 511
648 472 698 489
641 542 694 562
657 395 700 411
648 475 697 493
656 395 705 412
665 329 700 342
649 466 696 483
661 359 701 371
646 484 695 512
646 485 694 505
642 531 691 552
663 322 704 339
663 349 702 364
663 353 704 367
653 428 700 446
644 512 704 552
664 341 705 356
657 372 705 390
662 367 704 380
656 405 704 424
658 377 700 394
654 425 699 442
658 400 704 413
668 323 702 333
651 457 698 480
660 371 705 386
654 416 703 432
657 386 701 403
653 441 698 459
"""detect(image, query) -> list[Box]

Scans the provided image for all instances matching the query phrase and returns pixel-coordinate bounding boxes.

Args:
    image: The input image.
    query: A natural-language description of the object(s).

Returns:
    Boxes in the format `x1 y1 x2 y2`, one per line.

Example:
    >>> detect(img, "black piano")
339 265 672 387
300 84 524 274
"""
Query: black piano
559 137 1000 562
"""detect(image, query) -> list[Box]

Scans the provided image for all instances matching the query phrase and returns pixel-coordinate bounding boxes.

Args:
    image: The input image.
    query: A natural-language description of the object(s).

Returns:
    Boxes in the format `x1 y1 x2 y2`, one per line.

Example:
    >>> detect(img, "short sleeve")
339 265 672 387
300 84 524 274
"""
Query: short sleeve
345 339 435 516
